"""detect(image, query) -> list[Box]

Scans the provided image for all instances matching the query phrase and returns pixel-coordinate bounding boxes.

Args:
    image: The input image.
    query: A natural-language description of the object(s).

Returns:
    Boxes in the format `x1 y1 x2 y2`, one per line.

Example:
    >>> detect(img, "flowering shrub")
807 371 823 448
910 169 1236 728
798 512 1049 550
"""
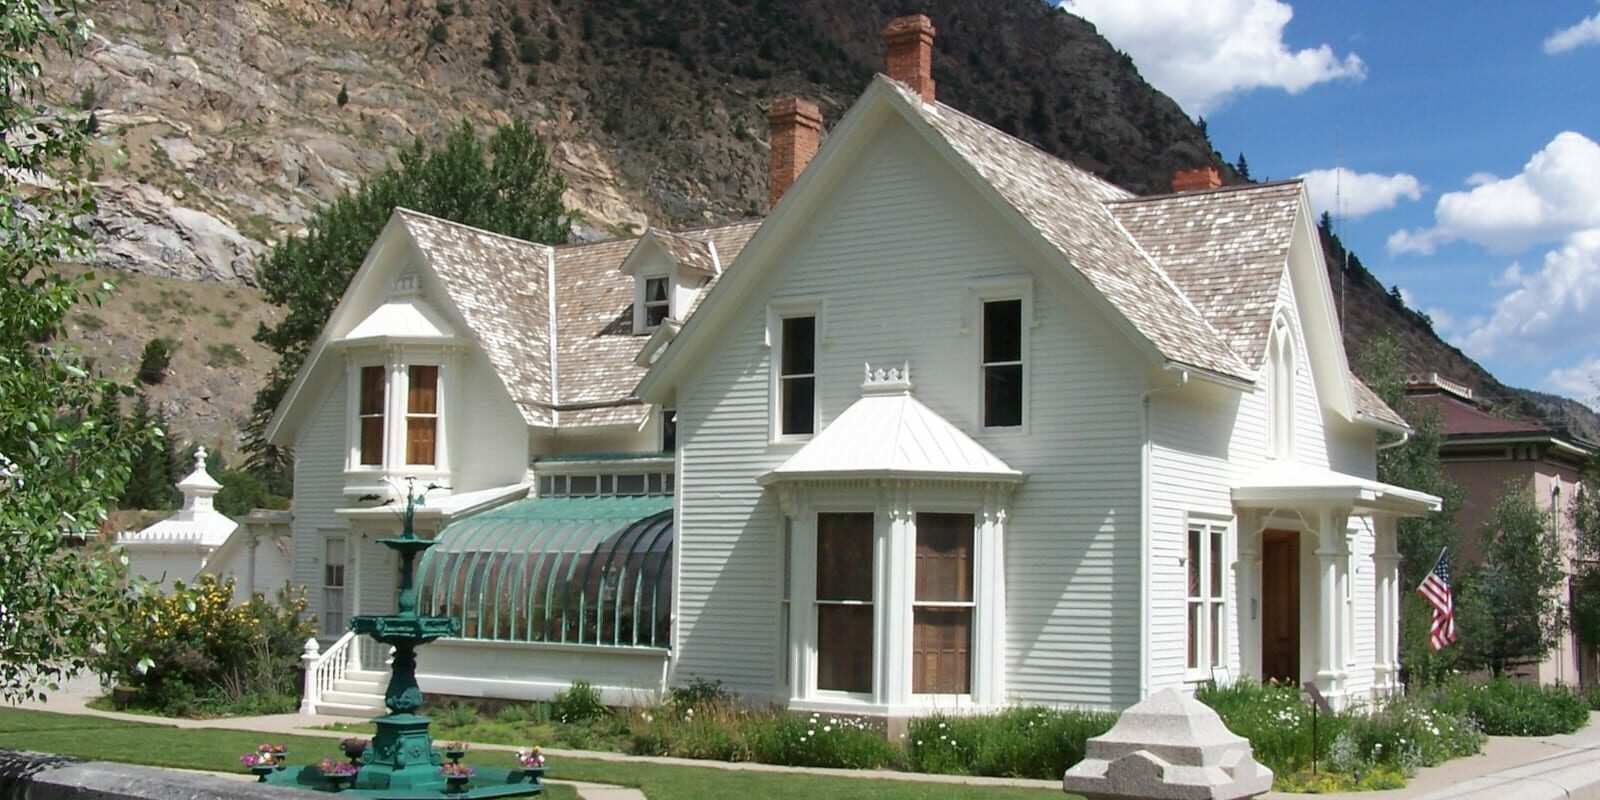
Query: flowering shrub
96 575 314 717
904 707 1116 779
1423 677 1589 736
1198 679 1484 791
551 681 608 723
627 701 893 768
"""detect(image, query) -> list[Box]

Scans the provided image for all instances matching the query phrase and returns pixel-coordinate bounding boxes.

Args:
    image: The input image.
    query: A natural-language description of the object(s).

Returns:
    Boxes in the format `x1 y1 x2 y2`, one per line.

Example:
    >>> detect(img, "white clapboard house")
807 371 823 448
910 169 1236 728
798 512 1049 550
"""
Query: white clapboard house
268 15 1439 718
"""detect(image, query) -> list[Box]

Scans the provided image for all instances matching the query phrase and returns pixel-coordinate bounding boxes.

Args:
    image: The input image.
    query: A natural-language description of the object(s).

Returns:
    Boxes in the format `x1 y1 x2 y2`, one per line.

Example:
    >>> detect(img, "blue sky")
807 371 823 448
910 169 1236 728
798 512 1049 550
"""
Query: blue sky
1058 1 1600 405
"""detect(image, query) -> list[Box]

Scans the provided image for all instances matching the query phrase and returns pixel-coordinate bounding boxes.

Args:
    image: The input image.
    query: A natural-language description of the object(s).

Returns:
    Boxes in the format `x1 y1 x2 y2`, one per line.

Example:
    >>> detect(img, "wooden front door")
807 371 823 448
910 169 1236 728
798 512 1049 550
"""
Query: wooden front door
1261 530 1300 684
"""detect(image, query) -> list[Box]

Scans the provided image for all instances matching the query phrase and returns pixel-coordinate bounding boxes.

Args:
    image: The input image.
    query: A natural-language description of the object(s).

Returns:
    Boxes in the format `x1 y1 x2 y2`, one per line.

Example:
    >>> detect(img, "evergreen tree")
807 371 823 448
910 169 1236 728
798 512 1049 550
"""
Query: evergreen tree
1234 152 1250 181
337 84 349 108
246 119 571 479
1457 487 1566 675
136 337 173 384
118 394 180 510
0 0 157 700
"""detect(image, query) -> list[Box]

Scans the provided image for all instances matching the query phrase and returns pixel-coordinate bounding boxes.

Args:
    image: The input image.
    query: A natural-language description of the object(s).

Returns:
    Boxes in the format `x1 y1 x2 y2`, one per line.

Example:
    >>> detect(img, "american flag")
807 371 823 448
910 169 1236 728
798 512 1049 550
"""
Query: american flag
1418 548 1456 650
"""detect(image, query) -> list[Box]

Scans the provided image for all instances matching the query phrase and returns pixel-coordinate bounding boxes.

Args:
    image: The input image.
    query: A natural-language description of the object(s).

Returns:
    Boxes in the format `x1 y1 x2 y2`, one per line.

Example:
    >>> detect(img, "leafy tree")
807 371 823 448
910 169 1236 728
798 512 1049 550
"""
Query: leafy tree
1568 467 1600 650
196 446 289 517
1352 337 1466 680
0 0 158 701
1456 487 1566 676
246 119 571 480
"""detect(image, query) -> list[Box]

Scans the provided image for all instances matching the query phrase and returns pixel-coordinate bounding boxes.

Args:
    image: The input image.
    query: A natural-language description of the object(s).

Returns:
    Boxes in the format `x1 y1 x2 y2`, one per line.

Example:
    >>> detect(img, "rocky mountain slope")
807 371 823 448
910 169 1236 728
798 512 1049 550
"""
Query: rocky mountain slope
47 0 1596 443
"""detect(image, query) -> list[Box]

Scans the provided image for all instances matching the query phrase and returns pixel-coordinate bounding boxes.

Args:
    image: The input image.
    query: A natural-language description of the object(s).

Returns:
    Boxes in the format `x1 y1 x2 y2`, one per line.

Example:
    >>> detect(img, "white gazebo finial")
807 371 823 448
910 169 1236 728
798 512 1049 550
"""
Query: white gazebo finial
193 446 208 472
176 445 223 518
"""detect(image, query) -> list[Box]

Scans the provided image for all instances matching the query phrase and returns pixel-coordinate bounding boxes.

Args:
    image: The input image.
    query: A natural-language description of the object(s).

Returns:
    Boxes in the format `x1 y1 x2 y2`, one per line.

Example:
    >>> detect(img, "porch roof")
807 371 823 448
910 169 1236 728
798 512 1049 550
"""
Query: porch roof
758 371 1023 486
1231 460 1441 516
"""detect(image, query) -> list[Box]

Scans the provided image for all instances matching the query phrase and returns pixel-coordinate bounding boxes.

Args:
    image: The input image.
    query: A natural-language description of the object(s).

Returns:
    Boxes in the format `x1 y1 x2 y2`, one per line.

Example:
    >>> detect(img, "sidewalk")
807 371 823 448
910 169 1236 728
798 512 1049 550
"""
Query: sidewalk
14 678 1600 799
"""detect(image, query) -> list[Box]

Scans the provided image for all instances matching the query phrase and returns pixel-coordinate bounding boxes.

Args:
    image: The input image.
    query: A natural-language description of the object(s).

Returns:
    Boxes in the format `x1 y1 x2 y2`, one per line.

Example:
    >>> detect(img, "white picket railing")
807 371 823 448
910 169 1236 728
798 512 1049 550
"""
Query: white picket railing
354 635 394 672
299 631 356 715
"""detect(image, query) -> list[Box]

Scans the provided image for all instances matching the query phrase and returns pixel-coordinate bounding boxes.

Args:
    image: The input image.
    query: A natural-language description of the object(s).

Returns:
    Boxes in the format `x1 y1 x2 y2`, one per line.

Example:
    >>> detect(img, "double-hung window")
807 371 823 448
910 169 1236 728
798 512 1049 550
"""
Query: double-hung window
643 276 670 329
778 315 816 437
406 365 438 465
1186 520 1227 673
981 299 1024 428
323 536 347 635
815 512 873 693
358 366 386 466
912 513 974 694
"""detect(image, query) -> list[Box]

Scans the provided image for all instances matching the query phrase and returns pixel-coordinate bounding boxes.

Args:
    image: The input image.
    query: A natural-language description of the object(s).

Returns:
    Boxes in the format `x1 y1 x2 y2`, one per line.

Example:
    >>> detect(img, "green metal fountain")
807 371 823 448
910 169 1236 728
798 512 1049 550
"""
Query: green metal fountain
265 480 543 797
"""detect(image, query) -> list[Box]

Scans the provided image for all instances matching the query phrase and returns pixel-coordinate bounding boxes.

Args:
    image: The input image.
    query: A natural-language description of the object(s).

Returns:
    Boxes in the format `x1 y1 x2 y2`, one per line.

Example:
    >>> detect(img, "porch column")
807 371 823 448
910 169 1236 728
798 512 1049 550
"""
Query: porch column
879 485 914 707
1371 513 1402 694
784 493 817 700
1234 511 1263 680
973 487 1009 706
1313 508 1351 705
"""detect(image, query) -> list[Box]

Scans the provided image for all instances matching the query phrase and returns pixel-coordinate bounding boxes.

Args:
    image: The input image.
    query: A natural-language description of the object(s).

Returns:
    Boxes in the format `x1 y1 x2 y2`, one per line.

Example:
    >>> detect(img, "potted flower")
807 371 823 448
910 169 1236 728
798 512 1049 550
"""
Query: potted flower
258 742 289 767
239 752 275 782
318 757 360 789
515 746 546 782
438 762 474 793
340 737 370 764
442 741 469 763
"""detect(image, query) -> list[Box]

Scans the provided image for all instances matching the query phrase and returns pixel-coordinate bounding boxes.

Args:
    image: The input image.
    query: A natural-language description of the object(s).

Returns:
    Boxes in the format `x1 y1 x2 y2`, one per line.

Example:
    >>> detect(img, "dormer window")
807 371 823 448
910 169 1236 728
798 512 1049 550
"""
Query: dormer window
644 276 670 329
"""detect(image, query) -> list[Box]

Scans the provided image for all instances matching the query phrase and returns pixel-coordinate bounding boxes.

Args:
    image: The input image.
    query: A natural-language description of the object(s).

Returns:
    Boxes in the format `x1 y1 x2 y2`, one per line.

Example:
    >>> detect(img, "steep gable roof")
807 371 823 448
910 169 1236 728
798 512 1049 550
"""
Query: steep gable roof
398 209 557 426
890 80 1250 381
1108 181 1302 366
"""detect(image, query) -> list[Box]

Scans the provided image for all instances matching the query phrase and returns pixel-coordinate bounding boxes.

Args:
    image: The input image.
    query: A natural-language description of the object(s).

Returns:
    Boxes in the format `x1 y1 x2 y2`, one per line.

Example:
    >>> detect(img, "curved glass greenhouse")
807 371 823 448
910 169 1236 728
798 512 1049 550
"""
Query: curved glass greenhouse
416 495 673 649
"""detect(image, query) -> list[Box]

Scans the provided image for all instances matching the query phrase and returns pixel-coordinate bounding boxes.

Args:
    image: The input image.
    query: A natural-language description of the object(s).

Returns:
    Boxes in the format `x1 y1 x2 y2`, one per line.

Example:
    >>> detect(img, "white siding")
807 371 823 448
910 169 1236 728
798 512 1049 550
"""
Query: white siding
291 373 351 639
675 122 1147 706
452 351 528 491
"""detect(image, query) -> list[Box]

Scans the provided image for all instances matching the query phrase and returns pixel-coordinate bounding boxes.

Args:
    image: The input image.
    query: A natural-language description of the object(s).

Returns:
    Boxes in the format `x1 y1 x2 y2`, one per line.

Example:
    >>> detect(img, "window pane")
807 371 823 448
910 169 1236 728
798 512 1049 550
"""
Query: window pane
360 366 386 415
817 513 873 601
781 316 815 375
360 417 384 466
646 277 669 302
817 605 872 693
983 365 1023 427
983 299 1022 363
408 365 438 413
406 418 436 465
1187 528 1202 598
646 304 669 328
1210 530 1224 599
1210 603 1224 668
661 408 677 452
913 608 971 694
1187 602 1200 670
915 513 973 602
616 474 646 495
781 376 815 435
568 475 598 496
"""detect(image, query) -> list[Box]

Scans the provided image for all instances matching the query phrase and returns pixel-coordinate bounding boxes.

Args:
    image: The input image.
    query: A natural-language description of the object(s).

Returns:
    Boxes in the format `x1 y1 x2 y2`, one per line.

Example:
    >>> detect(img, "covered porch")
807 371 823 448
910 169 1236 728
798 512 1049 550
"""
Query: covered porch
1232 461 1440 708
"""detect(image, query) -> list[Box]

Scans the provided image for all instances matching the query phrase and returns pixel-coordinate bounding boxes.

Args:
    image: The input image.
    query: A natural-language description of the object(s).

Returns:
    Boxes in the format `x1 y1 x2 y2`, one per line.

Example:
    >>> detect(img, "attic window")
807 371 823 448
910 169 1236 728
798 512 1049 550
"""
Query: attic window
644 276 670 329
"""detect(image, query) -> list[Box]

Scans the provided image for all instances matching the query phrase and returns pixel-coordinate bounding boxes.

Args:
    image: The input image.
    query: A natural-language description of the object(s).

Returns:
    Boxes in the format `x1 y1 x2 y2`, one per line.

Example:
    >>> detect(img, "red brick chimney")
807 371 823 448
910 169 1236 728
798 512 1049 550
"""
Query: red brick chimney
767 96 824 209
884 14 937 102
1172 167 1222 193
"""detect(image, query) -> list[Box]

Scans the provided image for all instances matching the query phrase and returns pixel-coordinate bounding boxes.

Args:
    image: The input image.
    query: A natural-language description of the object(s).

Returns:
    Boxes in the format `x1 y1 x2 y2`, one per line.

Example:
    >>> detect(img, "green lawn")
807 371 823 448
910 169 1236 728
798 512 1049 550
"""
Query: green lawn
0 708 1063 800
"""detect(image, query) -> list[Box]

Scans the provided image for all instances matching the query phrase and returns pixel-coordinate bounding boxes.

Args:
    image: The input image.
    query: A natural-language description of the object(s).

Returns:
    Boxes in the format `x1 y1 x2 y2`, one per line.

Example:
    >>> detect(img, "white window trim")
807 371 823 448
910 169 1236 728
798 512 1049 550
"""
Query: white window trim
970 281 1032 434
1184 515 1232 682
322 532 348 639
636 273 673 334
766 299 825 444
342 348 455 486
779 484 1011 713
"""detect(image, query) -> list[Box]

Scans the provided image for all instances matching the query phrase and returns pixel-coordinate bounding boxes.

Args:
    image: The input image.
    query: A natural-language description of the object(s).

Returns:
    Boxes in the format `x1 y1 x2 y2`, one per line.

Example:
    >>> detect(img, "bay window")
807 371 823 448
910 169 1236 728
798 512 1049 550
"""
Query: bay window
912 512 974 694
358 366 386 466
816 512 874 693
406 365 438 465
345 353 452 480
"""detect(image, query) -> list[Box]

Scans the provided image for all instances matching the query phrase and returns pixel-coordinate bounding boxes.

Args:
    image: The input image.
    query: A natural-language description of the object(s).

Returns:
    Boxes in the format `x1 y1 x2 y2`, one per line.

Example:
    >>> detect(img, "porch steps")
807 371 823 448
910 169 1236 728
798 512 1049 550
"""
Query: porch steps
318 668 389 718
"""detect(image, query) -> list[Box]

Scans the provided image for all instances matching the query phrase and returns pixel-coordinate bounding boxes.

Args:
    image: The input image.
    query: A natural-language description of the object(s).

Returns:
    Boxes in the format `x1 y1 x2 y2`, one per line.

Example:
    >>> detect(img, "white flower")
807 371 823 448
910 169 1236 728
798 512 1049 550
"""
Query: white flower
823 725 832 732
808 729 815 736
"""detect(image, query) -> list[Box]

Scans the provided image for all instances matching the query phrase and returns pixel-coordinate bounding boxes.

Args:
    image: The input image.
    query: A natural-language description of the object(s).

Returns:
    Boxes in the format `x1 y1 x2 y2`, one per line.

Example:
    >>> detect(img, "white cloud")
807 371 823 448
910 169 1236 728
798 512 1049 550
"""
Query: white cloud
1058 0 1365 114
1388 132 1600 255
1299 168 1422 219
1543 357 1600 408
1545 10 1600 54
1458 230 1600 365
